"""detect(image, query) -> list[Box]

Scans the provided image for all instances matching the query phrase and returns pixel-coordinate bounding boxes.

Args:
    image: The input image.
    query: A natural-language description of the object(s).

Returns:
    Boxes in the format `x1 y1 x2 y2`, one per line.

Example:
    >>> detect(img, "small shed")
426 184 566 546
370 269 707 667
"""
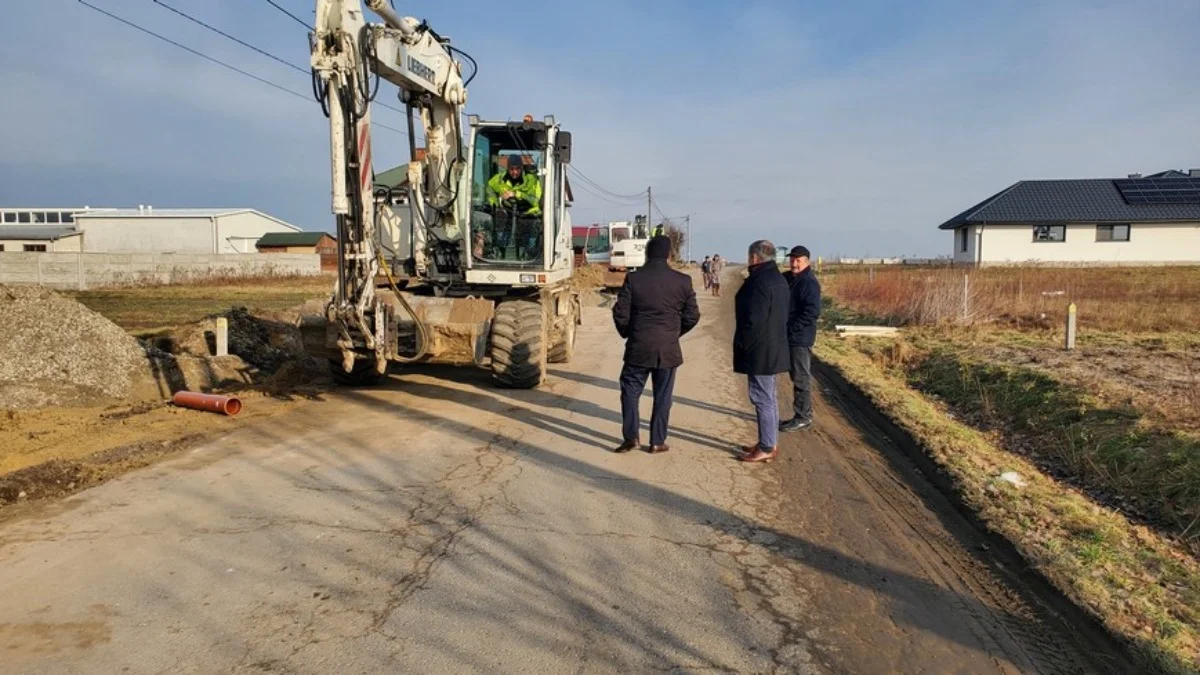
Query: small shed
257 231 338 271
0 226 84 252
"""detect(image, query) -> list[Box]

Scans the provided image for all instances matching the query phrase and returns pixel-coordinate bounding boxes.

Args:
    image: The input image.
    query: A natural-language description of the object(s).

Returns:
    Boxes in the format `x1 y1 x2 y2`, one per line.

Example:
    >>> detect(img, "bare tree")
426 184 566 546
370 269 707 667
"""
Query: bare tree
664 223 687 263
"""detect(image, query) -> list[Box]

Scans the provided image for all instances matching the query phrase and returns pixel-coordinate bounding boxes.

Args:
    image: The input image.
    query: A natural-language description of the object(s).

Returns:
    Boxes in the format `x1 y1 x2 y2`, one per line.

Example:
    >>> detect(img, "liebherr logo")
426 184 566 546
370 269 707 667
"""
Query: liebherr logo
405 55 436 84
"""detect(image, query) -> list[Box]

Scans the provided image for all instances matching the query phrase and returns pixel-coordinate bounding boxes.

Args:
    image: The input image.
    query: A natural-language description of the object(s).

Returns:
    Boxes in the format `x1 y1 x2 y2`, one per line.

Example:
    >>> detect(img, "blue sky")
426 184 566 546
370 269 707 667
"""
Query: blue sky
3 0 1198 259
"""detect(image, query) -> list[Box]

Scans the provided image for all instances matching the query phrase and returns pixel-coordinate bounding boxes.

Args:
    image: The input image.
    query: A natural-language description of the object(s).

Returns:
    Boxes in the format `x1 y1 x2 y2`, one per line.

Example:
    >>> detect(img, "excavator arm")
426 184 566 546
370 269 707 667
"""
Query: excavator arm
309 0 468 374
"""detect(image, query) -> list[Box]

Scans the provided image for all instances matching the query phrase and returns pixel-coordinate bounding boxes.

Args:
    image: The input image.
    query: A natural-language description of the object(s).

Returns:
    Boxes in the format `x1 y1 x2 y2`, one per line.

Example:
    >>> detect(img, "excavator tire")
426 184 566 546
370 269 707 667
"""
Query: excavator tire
490 300 547 389
548 304 578 365
329 358 385 387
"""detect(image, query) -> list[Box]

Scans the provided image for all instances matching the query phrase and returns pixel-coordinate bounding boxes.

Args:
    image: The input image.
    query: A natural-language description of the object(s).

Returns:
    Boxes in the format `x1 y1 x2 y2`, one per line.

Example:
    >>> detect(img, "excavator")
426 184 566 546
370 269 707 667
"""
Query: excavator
301 0 580 388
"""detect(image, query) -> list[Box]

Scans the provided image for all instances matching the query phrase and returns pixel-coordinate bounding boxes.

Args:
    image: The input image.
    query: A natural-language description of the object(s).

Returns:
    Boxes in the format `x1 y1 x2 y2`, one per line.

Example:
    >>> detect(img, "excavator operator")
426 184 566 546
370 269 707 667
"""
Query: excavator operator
487 154 542 215
484 154 544 261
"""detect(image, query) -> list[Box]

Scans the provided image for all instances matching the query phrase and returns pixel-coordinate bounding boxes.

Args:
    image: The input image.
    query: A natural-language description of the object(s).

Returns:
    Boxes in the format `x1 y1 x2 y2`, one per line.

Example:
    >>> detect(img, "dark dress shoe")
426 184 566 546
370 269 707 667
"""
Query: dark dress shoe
779 418 812 433
614 439 640 453
739 446 778 463
646 444 670 454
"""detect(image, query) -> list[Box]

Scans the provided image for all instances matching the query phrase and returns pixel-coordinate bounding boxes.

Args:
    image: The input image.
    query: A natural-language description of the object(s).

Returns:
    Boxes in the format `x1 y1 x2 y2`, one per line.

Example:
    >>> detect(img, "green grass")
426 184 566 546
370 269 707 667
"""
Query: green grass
816 336 1200 673
67 276 332 333
906 350 1200 544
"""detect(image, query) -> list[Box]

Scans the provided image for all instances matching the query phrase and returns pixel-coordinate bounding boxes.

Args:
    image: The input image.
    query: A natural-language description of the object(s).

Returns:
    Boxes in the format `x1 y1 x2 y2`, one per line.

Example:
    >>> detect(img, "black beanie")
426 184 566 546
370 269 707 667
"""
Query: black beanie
646 235 671 260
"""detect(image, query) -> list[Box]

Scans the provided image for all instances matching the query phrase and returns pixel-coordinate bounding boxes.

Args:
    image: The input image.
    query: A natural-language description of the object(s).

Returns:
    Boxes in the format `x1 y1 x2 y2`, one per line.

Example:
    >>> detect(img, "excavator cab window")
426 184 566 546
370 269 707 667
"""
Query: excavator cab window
469 126 549 269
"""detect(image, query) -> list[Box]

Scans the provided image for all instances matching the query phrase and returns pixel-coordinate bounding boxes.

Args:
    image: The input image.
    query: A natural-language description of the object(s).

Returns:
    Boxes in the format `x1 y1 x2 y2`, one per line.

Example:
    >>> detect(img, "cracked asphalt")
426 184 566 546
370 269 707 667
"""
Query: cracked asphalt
0 278 1125 673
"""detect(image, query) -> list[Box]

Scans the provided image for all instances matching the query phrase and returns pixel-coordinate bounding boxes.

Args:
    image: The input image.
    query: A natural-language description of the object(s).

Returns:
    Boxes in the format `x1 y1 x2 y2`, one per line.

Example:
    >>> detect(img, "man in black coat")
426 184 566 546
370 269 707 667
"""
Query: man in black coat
780 245 821 432
611 236 701 454
733 240 791 463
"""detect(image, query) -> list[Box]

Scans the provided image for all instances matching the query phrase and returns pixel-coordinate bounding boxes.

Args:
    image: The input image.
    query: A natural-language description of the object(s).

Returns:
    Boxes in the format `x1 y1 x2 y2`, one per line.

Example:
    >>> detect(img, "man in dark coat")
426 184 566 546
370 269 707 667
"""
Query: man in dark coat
733 240 791 463
611 236 701 454
780 245 821 432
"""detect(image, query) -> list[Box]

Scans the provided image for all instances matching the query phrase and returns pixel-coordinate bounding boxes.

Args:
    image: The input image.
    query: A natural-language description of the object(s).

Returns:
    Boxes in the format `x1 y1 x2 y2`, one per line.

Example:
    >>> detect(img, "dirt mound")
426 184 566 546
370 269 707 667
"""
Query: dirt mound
153 307 326 388
0 286 149 409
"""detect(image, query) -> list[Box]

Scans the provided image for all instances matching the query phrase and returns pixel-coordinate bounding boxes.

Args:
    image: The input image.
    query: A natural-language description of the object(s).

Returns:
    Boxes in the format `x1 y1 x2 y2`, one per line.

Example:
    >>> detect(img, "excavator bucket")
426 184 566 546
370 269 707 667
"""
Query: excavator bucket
390 295 494 365
299 294 494 368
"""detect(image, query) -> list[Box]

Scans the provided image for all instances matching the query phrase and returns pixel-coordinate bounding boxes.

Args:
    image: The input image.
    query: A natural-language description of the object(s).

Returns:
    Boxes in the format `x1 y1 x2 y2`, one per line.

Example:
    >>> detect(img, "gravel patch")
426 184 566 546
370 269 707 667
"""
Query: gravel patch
0 285 147 409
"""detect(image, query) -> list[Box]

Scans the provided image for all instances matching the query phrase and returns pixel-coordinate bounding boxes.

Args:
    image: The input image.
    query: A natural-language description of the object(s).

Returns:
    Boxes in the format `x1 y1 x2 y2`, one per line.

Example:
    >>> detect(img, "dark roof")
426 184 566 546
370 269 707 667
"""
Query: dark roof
374 165 408 190
256 231 333 247
1145 170 1188 178
939 177 1200 229
0 226 81 241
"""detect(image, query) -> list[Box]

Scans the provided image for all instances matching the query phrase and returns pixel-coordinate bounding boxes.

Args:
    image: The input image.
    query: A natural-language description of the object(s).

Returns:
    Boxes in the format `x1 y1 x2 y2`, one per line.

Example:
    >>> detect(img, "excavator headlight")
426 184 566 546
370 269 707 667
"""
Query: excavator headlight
467 114 479 126
520 274 536 284
544 115 555 126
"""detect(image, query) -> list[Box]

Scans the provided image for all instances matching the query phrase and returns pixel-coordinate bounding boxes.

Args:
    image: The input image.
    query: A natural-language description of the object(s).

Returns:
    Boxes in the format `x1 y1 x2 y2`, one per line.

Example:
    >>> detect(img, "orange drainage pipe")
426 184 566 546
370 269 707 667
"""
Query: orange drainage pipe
171 391 242 416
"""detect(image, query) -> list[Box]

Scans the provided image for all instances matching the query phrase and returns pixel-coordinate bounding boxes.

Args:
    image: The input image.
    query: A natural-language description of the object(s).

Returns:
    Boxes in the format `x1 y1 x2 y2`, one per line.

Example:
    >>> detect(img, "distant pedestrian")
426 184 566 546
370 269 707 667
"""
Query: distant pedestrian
701 256 712 290
612 235 701 454
732 241 790 463
780 245 821 433
710 254 724 297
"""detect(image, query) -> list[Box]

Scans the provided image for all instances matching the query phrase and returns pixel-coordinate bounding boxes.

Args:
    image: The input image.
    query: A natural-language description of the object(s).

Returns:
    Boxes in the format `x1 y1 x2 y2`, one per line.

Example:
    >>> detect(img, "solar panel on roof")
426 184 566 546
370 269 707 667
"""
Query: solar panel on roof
1113 178 1200 205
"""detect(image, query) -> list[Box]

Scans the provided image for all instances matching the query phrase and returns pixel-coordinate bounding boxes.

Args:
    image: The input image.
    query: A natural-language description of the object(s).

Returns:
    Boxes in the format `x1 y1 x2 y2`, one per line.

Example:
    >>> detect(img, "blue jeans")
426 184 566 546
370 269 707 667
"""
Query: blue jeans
747 374 779 449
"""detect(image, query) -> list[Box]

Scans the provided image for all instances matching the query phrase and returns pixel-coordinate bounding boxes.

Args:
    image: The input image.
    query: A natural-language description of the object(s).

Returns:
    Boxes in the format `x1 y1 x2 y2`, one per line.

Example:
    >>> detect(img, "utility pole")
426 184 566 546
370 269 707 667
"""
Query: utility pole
647 187 652 238
685 216 691 262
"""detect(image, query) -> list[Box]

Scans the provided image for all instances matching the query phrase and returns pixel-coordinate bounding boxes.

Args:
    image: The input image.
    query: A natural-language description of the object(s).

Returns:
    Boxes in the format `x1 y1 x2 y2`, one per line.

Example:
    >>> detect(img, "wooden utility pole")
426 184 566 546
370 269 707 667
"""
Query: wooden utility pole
647 187 652 237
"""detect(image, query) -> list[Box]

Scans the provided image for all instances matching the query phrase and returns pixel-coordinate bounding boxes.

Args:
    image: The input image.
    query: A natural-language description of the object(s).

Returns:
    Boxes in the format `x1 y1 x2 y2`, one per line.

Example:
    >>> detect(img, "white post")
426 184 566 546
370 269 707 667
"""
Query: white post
1065 303 1077 351
962 273 970 321
77 254 85 291
215 317 229 357
36 254 43 286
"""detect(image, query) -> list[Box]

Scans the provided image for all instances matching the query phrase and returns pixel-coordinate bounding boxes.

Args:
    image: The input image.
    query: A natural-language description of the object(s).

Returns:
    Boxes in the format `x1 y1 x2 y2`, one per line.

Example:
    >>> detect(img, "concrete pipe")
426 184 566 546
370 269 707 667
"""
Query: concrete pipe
171 391 242 416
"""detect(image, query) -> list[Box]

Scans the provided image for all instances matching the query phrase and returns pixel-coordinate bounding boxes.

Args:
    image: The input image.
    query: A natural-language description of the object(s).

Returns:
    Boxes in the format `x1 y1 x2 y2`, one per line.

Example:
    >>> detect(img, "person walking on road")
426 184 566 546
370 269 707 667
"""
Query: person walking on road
701 256 712 291
612 235 701 454
710 254 724 297
733 240 791 463
780 245 821 433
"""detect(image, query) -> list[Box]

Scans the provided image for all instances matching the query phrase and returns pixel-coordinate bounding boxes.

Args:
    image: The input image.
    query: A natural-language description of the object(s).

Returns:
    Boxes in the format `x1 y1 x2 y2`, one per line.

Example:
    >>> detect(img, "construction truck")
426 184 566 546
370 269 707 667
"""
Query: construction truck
603 216 650 289
301 0 579 388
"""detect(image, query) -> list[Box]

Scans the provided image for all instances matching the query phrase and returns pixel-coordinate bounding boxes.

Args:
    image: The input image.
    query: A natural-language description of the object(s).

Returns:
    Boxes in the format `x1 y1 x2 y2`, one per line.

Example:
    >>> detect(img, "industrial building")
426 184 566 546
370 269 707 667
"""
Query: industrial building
0 226 84 252
72 207 300 254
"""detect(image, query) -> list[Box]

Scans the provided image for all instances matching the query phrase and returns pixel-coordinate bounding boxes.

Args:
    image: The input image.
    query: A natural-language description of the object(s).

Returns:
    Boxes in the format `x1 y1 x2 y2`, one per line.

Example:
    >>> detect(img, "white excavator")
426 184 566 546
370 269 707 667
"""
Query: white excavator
301 0 580 388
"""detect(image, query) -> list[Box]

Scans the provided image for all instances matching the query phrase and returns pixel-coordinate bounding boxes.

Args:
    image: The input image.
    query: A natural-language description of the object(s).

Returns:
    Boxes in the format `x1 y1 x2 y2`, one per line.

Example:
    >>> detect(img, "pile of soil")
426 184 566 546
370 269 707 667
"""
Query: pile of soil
153 307 326 389
0 286 149 409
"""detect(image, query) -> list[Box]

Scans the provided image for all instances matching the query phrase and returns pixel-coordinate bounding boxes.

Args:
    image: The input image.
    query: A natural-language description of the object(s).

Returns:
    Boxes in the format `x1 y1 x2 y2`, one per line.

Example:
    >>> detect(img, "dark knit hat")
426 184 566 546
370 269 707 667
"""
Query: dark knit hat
506 155 524 169
646 235 672 260
787 245 811 259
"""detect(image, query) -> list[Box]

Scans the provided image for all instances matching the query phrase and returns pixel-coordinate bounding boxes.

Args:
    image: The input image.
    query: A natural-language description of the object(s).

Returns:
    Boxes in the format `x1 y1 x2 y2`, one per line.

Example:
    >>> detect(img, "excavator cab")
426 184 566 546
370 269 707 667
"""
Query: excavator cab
464 117 572 283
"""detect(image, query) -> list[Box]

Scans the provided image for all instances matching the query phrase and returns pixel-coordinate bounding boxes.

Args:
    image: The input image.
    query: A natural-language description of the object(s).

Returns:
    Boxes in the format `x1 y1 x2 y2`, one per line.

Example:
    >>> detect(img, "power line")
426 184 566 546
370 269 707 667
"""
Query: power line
76 0 406 136
153 0 306 75
263 0 313 31
567 166 647 201
150 0 406 116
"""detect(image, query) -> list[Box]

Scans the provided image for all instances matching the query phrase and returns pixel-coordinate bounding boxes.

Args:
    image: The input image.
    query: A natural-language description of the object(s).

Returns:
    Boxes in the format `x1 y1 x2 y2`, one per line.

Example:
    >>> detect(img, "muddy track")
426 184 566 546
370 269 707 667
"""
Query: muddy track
794 358 1139 673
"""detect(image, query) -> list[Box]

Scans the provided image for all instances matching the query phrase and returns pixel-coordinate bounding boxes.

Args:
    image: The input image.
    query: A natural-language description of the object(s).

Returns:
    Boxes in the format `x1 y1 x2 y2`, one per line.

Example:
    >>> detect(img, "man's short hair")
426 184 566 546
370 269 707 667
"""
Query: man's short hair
748 240 775 261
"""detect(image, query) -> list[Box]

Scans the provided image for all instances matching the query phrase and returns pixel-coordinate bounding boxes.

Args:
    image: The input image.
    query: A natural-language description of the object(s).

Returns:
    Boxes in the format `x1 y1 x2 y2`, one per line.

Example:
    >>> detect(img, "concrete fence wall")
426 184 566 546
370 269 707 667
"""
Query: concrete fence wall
0 252 322 290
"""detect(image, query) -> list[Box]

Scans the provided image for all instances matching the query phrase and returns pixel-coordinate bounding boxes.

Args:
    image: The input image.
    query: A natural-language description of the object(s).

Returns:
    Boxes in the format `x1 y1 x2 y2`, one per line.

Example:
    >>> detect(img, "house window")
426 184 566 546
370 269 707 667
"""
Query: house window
2 212 15 223
0 244 5 251
17 212 30 223
61 212 74 223
24 244 47 252
1033 224 1066 242
958 228 969 252
46 212 60 224
1097 224 1130 242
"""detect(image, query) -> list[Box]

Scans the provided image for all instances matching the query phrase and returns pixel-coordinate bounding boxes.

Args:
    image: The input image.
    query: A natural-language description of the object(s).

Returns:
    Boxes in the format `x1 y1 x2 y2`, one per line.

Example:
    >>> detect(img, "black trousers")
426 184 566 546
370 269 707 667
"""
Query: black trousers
619 363 677 447
789 346 814 422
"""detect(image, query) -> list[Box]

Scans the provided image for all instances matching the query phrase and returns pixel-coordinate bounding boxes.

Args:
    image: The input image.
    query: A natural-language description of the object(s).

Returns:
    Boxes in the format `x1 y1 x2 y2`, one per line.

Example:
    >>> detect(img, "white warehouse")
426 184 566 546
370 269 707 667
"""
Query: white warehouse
72 207 301 254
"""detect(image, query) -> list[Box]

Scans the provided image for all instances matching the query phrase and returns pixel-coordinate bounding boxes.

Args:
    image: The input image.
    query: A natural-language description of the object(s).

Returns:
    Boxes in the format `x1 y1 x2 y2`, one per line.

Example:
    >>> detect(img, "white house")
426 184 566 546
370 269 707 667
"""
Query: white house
942 171 1200 266
72 207 301 254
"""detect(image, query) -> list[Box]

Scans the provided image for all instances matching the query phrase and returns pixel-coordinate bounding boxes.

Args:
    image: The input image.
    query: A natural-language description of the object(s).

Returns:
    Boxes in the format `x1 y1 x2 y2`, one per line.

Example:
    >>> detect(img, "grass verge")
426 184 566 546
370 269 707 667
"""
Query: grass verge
66 275 332 333
816 336 1200 673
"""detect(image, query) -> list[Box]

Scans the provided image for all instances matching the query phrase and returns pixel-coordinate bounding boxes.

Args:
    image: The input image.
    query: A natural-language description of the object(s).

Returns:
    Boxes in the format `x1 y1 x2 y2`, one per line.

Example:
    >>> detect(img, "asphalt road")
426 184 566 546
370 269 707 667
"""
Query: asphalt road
0 278 1124 673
